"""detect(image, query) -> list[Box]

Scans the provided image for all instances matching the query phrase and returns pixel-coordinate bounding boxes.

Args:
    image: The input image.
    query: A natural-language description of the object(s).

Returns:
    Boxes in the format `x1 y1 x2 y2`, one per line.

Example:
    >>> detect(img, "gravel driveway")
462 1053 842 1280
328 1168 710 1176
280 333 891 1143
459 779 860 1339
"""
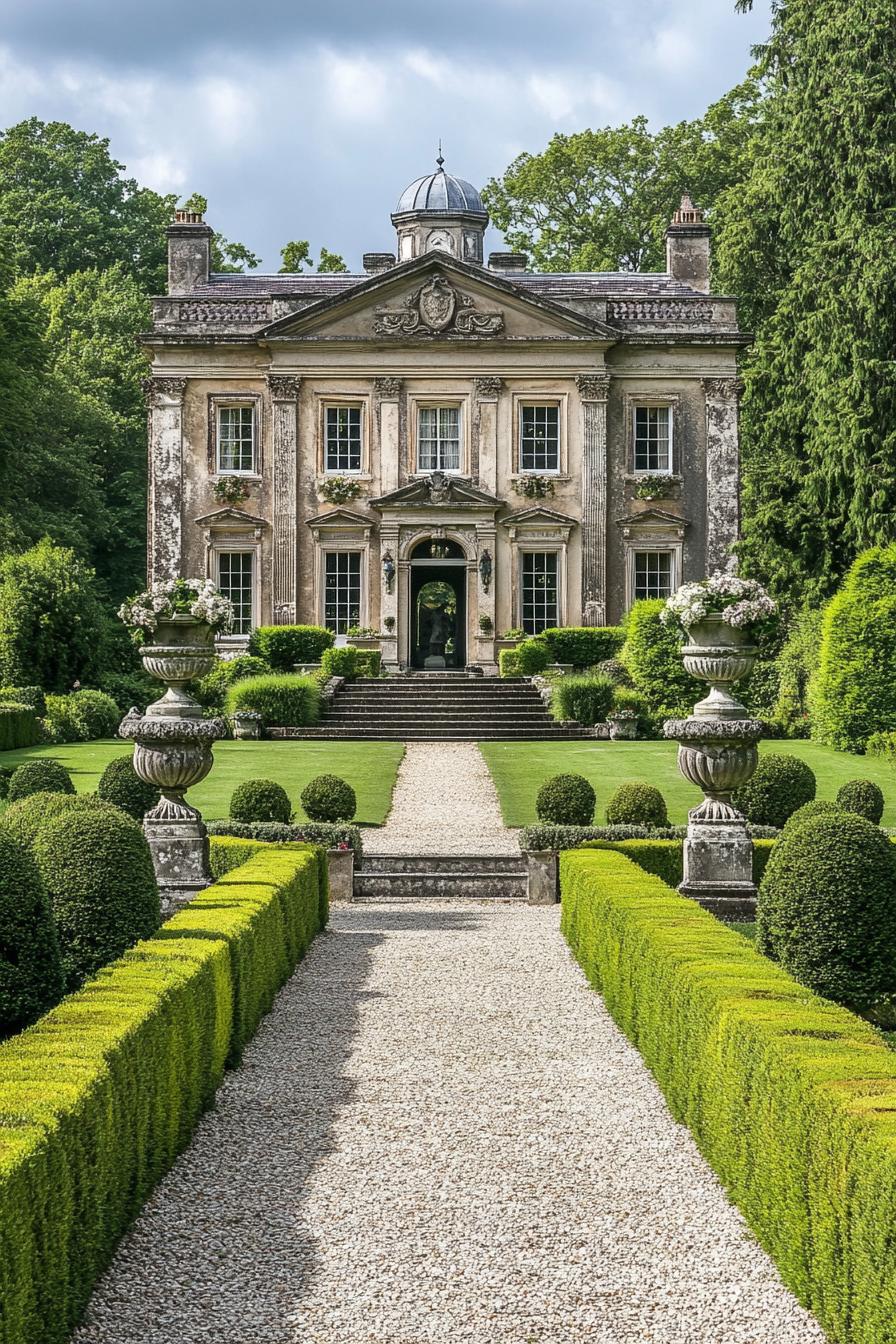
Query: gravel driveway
73 903 825 1344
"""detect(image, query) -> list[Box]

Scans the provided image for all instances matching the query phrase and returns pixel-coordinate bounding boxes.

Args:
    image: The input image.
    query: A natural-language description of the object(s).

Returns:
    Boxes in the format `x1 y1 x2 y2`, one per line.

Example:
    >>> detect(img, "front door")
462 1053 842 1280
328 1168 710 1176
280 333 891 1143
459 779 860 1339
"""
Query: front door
410 565 466 668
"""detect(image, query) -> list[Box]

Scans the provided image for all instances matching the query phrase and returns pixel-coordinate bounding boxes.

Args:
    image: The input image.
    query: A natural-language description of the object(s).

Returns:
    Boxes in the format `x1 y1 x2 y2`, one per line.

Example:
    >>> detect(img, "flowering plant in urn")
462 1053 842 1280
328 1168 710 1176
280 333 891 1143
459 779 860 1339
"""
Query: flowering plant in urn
118 578 234 645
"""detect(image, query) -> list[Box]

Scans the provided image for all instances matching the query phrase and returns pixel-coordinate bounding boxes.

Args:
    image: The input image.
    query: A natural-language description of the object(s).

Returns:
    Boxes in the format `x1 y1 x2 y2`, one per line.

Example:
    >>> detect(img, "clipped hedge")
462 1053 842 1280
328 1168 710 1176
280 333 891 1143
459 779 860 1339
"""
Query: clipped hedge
248 624 334 669
207 817 363 857
835 779 885 825
519 822 778 851
551 674 615 726
0 831 63 1036
320 646 381 680
0 844 325 1344
541 626 625 667
515 637 551 676
194 655 271 711
225 674 321 728
499 648 521 677
579 837 776 890
0 686 45 717
561 847 896 1344
620 599 703 712
0 704 39 751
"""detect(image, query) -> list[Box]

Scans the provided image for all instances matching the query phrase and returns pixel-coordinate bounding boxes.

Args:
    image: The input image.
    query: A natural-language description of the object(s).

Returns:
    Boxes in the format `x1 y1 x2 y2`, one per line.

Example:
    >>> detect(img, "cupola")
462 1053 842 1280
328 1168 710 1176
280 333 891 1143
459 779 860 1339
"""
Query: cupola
391 151 488 265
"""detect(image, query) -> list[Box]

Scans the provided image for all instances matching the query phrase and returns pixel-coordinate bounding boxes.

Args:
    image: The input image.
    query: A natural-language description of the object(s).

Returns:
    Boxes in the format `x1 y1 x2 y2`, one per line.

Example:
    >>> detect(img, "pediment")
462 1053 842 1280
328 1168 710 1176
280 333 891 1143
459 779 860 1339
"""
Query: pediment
193 506 269 528
614 507 689 529
501 506 579 528
371 473 502 510
305 507 373 529
259 252 617 344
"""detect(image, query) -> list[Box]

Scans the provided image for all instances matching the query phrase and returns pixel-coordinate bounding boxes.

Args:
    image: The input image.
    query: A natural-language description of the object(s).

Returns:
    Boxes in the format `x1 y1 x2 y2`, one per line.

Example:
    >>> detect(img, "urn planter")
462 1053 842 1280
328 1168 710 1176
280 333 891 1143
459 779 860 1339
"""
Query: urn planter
608 711 638 741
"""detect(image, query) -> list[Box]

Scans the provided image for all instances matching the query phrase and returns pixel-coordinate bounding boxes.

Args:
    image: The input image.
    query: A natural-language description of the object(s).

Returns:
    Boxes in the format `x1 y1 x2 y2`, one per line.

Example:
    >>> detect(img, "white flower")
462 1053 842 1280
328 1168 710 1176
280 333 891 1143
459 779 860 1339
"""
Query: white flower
661 572 776 631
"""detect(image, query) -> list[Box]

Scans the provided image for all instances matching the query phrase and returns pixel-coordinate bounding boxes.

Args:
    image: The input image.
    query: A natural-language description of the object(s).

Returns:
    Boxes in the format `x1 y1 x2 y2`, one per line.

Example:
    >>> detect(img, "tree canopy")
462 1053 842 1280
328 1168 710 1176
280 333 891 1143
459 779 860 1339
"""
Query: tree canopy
279 240 348 273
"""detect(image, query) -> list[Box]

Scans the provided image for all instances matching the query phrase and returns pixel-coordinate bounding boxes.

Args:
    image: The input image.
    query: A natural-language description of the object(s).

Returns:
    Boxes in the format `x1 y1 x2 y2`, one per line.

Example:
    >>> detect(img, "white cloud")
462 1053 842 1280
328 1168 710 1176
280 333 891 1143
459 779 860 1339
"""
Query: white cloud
319 51 391 122
650 26 699 74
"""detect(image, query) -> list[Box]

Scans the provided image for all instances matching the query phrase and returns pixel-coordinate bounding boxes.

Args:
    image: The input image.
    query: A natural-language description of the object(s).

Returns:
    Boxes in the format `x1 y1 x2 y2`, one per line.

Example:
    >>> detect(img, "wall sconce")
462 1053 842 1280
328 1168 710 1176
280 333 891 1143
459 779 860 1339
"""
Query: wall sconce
382 551 396 593
478 549 492 593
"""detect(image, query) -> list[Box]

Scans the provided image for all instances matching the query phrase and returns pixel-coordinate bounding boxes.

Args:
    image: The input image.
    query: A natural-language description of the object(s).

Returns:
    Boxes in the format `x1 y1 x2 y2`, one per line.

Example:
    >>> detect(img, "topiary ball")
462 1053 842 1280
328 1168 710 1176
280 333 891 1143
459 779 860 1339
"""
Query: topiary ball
7 759 76 803
780 799 844 834
97 756 160 820
605 782 669 829
230 778 292 824
836 779 885 825
732 754 816 829
0 830 64 1035
33 807 160 991
535 774 596 826
756 812 896 1012
0 792 123 850
70 689 121 739
300 774 357 822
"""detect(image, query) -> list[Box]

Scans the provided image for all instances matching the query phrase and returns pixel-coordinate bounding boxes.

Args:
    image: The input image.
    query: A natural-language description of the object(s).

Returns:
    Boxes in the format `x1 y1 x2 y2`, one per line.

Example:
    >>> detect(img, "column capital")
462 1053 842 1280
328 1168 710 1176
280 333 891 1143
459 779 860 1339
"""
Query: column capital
576 372 610 401
142 375 187 406
266 374 301 401
374 376 403 398
474 376 502 398
702 376 743 401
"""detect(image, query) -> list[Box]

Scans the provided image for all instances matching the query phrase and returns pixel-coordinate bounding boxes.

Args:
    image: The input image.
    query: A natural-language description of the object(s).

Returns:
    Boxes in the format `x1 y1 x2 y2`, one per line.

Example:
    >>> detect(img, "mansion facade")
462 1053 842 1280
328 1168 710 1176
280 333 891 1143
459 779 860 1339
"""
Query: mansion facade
142 161 747 671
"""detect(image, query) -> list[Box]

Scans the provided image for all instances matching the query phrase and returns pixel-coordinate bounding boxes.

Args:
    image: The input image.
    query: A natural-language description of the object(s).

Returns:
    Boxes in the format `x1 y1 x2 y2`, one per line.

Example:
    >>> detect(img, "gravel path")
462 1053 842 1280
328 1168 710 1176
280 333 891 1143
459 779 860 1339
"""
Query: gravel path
74 903 825 1344
364 741 519 856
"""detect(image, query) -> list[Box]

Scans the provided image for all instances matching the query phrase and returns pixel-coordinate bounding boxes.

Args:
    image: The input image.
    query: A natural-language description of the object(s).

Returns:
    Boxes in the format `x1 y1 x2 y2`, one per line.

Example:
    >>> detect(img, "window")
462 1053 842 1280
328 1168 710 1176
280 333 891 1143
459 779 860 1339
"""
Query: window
520 405 560 473
522 552 558 634
217 552 254 635
325 406 362 473
634 405 671 473
418 406 461 472
634 551 673 601
324 552 362 633
216 405 255 473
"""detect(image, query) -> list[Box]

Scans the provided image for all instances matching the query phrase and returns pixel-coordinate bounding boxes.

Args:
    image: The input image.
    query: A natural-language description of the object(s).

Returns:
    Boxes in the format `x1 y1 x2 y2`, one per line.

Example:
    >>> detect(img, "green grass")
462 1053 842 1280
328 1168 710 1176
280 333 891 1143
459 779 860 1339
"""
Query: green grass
479 738 896 827
0 740 404 825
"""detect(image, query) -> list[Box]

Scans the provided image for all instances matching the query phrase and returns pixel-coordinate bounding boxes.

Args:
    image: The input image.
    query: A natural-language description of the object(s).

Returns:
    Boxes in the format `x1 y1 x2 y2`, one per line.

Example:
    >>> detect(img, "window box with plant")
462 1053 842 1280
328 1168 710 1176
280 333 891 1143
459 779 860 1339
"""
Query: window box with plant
630 473 681 502
512 474 555 501
213 476 253 507
319 476 364 506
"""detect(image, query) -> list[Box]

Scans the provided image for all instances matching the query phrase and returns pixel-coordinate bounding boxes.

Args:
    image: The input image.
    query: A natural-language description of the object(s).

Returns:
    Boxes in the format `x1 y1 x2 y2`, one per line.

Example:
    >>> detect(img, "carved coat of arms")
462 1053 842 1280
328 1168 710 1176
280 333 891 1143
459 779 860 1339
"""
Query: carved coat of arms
374 273 504 338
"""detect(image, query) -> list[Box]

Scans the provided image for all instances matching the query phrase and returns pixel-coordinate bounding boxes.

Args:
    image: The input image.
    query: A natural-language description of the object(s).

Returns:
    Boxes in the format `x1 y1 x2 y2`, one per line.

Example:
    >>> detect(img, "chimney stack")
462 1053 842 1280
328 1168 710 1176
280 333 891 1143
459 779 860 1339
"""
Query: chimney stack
363 252 396 275
488 251 528 274
167 208 213 295
664 194 711 294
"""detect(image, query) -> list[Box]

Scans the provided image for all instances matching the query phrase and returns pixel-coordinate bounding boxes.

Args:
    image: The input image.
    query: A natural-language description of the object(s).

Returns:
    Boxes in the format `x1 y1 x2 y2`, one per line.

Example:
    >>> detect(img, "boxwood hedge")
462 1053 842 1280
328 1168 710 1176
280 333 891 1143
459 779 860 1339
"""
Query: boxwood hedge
0 704 40 751
225 674 321 728
0 842 326 1344
560 847 896 1344
247 624 334 669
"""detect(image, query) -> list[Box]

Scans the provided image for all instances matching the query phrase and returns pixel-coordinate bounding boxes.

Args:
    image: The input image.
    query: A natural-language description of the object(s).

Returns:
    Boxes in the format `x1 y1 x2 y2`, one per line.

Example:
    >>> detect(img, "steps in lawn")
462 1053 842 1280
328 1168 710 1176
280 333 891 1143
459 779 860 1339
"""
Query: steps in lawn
352 854 528 901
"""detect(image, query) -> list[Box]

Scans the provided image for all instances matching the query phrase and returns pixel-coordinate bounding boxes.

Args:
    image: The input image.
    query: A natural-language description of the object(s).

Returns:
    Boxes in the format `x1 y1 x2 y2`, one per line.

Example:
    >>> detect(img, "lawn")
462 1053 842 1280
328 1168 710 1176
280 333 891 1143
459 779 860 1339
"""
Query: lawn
0 740 404 825
479 738 896 827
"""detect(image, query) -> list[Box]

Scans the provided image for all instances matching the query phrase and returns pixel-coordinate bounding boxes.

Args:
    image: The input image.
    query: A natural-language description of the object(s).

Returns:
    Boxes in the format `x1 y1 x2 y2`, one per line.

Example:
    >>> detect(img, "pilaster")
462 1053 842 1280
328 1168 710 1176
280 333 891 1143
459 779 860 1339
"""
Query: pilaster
576 373 610 626
379 520 400 669
375 378 402 495
474 377 501 494
267 375 301 623
143 376 187 584
702 377 742 574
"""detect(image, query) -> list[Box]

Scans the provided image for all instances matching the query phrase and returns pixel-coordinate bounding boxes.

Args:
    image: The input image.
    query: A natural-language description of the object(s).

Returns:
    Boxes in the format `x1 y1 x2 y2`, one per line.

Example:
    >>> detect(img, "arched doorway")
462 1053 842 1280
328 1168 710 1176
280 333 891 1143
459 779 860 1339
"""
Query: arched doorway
408 538 467 668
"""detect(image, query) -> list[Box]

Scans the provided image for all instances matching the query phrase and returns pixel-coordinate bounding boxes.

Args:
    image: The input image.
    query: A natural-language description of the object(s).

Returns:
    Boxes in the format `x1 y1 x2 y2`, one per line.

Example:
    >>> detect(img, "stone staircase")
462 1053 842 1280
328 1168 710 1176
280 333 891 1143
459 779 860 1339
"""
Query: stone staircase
353 854 529 901
277 673 586 741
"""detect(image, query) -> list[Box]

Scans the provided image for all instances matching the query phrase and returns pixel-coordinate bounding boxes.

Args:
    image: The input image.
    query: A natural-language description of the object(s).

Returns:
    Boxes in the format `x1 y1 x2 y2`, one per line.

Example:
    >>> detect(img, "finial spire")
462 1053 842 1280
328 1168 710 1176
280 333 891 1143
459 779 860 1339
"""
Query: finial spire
436 140 444 170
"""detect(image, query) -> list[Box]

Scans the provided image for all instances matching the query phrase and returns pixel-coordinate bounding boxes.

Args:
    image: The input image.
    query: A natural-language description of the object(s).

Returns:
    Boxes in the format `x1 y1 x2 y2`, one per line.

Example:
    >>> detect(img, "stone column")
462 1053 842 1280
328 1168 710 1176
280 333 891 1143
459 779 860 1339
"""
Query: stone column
474 524 498 673
576 373 610 626
703 377 743 574
379 521 400 670
267 375 301 624
143 376 187 584
475 377 501 493
375 378 402 495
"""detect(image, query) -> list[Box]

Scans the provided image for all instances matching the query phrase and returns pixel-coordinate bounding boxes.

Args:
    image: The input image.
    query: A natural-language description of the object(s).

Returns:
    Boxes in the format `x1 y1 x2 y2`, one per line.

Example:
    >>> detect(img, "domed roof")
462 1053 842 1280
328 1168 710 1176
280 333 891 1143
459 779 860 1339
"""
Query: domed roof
394 156 487 217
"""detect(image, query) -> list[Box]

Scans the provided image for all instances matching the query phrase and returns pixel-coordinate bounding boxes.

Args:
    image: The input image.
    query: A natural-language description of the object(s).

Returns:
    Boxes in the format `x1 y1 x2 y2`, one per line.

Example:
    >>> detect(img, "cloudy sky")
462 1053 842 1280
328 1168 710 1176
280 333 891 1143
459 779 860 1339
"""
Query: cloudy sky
0 0 770 271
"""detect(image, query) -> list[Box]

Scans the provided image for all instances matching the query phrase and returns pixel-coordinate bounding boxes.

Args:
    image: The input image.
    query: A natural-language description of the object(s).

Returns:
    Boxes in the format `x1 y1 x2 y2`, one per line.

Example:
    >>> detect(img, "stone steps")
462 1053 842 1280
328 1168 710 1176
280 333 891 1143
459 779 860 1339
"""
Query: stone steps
353 853 528 901
274 727 583 740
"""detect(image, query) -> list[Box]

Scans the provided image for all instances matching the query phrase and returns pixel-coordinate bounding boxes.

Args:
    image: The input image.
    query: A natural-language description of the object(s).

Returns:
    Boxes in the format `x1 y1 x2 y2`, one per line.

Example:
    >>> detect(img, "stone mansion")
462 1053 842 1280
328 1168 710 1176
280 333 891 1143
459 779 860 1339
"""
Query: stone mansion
142 160 747 671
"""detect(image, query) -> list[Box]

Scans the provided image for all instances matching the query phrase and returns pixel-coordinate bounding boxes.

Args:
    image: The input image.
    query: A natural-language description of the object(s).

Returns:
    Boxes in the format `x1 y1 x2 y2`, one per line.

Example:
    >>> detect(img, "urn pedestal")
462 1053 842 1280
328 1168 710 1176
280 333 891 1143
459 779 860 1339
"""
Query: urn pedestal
119 616 225 913
664 613 762 917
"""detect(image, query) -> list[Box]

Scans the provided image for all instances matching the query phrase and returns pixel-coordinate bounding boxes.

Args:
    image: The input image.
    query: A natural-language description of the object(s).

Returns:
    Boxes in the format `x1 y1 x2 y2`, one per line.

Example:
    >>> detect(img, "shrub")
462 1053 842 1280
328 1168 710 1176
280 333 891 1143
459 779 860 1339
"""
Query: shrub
540 627 625 667
300 774 357 822
0 703 39 750
836 779 885 825
0 830 63 1035
230 778 292 824
70 689 121 739
611 686 648 717
248 624 334 669
0 791 123 850
780 799 844 833
194 654 271 710
605 782 669 829
560 846 896 1344
732 754 816 829
535 773 596 826
867 730 896 761
320 645 382 681
551 674 615 725
620 599 703 712
225 674 321 728
772 608 823 737
0 684 46 716
0 764 13 798
41 692 88 743
757 812 896 1014
591 657 632 687
499 648 521 677
351 648 381 677
0 845 324 1344
519 822 778 850
516 636 551 676
207 817 363 856
100 670 158 714
7 758 75 802
810 545 896 749
34 807 160 989
0 538 104 691
97 756 160 820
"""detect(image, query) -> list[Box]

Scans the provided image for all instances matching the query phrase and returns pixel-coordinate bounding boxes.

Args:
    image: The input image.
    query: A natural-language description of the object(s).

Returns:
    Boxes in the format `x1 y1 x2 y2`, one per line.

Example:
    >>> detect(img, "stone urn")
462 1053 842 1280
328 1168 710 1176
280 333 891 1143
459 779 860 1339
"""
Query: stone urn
608 710 638 741
664 611 763 918
119 614 225 912
231 710 262 740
